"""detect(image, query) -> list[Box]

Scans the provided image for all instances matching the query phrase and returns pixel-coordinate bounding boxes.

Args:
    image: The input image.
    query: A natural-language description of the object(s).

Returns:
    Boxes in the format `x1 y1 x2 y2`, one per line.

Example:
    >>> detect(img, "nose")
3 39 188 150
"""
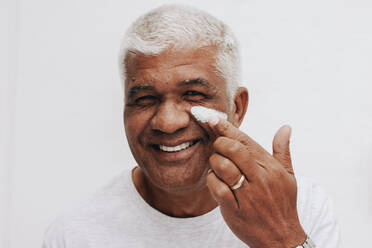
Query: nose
150 101 190 134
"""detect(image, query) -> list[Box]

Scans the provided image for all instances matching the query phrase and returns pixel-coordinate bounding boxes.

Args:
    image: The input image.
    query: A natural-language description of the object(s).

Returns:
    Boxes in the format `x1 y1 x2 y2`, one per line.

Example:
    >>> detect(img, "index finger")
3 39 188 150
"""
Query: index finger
208 116 252 146
208 116 271 157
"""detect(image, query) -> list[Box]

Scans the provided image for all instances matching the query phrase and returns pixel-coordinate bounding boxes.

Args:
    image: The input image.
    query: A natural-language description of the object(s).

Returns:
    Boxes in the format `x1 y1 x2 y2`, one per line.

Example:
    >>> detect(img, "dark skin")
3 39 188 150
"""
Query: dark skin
124 46 226 217
123 46 306 247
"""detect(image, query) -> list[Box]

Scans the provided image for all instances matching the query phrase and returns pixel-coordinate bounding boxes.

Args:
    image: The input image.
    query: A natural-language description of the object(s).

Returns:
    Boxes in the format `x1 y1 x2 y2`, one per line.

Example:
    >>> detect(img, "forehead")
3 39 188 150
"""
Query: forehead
124 46 225 91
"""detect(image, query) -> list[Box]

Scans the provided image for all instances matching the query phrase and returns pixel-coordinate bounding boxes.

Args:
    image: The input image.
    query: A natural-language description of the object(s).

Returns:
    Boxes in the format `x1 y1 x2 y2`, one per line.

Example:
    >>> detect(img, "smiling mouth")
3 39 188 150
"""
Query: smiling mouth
152 139 200 153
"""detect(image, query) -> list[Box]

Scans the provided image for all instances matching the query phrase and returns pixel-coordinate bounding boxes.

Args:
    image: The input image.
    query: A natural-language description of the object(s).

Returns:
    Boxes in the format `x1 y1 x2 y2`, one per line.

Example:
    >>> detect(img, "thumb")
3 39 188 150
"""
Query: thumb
272 125 294 174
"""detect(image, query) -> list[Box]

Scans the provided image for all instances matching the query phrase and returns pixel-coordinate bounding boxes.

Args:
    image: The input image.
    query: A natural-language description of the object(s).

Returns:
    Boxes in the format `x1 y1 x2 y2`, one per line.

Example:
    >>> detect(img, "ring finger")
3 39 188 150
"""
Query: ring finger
209 153 246 189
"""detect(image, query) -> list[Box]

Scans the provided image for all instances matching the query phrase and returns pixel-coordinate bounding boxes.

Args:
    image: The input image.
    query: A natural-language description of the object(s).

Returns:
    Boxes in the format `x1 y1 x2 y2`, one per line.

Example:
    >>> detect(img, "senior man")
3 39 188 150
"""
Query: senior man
43 4 340 248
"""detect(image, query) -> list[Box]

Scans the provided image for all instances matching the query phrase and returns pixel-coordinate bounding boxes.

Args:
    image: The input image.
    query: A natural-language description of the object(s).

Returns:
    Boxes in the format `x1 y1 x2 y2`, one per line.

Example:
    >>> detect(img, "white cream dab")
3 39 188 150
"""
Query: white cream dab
190 106 227 123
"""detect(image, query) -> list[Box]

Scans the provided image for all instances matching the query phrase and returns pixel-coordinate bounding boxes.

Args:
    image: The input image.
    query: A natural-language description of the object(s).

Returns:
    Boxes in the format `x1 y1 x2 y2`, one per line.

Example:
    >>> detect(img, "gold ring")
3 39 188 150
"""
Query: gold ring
231 174 245 190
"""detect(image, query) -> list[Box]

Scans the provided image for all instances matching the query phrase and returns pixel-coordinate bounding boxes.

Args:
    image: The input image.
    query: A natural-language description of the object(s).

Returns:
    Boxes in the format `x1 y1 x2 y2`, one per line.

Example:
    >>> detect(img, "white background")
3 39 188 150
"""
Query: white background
1 0 372 247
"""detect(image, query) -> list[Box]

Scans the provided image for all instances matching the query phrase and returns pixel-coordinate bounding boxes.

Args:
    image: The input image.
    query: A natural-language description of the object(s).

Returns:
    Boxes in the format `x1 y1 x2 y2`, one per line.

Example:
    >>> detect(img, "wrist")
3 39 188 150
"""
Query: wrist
262 229 306 248
282 227 307 248
295 236 316 248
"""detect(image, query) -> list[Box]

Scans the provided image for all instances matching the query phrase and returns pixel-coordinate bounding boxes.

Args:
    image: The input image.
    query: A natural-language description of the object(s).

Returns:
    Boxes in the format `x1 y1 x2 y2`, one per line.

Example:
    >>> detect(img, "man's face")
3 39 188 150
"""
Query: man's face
124 46 231 192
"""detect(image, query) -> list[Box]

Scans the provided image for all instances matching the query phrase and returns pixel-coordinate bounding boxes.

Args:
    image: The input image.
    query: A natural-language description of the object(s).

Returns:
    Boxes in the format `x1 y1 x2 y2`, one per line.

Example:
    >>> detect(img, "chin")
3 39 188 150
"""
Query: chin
131 137 213 193
141 160 209 193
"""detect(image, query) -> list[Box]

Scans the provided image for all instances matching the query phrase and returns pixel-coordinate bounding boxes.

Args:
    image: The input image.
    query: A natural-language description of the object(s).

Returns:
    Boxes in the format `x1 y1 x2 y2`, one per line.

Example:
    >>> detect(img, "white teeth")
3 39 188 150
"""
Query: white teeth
159 141 194 152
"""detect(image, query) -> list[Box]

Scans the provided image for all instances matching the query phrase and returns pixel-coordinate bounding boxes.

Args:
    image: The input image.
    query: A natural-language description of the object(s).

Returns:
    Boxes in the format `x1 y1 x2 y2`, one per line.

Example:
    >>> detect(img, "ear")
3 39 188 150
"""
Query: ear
231 87 249 127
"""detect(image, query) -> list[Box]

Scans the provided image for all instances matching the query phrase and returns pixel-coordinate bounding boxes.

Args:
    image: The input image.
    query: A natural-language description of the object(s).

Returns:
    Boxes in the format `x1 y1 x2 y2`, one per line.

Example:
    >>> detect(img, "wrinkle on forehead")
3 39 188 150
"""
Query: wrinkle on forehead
124 45 226 94
173 62 193 68
126 46 218 70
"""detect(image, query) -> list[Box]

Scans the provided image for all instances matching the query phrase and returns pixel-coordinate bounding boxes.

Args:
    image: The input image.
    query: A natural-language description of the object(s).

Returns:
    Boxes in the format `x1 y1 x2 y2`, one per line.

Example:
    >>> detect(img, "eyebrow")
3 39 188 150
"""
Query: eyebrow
127 78 215 99
128 85 154 99
176 78 214 89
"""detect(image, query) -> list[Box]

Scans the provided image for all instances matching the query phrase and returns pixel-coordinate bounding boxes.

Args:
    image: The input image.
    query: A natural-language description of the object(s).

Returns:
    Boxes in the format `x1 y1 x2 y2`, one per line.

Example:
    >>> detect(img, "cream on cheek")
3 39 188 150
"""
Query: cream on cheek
190 106 227 123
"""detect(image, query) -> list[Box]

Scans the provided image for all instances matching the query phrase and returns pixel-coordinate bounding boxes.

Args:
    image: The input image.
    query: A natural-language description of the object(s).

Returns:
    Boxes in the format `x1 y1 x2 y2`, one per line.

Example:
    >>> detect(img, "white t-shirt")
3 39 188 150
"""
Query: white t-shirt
42 169 340 248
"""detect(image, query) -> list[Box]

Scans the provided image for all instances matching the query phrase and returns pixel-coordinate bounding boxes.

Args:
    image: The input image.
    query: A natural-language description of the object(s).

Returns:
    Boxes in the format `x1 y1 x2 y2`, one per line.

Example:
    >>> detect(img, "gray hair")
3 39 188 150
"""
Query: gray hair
118 4 241 103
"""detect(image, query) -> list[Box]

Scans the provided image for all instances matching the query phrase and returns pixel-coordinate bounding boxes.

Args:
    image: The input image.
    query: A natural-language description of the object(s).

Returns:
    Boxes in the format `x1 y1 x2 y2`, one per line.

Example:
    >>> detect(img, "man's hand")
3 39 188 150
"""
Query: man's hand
206 117 306 248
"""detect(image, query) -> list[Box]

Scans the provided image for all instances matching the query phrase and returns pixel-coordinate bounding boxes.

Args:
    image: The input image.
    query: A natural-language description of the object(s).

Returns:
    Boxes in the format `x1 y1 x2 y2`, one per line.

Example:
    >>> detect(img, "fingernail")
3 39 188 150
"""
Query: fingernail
208 115 219 126
207 169 212 174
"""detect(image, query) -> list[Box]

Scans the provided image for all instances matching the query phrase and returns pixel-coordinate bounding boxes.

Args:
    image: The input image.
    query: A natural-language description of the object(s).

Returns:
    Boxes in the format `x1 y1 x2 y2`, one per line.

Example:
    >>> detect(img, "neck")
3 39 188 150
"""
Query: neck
132 167 218 217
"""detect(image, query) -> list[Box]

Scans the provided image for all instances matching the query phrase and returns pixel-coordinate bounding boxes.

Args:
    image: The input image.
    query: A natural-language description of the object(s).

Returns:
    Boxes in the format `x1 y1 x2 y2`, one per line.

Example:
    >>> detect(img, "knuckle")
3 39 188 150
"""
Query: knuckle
217 121 229 133
209 153 218 163
214 136 228 149
236 133 248 143
218 157 231 171
274 141 286 150
214 184 231 198
227 141 242 154
209 154 220 168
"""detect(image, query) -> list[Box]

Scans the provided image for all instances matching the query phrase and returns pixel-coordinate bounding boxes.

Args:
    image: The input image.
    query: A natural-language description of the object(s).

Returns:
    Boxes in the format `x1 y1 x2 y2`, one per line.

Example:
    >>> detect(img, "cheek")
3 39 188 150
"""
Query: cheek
124 109 151 144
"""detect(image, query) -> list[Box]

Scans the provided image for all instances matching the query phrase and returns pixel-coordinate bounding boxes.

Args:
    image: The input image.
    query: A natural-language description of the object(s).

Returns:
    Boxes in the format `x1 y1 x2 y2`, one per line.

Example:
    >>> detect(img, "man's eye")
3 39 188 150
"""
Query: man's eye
184 91 206 101
134 95 158 106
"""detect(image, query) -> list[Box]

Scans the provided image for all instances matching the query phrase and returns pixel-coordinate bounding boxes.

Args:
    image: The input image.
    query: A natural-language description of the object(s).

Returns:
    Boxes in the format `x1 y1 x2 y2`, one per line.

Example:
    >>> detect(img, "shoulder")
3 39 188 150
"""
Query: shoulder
296 175 341 247
42 169 134 248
